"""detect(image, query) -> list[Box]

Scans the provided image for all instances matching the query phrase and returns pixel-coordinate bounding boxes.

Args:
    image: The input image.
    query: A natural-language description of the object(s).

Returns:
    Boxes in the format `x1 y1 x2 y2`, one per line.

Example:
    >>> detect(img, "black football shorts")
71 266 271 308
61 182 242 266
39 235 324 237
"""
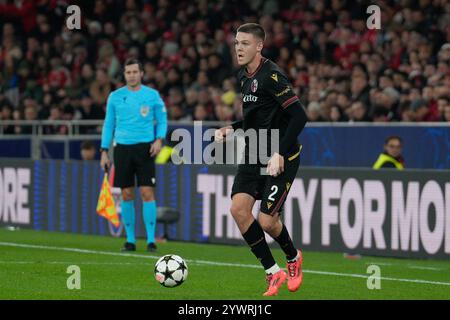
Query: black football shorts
231 146 301 216
113 142 156 188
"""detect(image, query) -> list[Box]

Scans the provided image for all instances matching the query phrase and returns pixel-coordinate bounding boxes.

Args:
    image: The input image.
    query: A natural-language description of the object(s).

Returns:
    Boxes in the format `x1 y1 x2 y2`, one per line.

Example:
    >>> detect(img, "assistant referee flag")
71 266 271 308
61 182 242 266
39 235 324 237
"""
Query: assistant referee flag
96 175 120 227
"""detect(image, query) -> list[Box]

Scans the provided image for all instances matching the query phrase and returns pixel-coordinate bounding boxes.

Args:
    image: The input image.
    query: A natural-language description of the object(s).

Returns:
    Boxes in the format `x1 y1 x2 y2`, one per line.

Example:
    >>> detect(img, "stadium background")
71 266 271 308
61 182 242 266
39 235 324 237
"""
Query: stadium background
0 0 449 300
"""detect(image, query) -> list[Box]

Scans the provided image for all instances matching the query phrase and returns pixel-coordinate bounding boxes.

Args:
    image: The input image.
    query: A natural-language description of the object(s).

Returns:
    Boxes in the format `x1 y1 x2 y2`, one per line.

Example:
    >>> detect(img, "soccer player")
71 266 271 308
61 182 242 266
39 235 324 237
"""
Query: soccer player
215 23 308 296
100 58 168 252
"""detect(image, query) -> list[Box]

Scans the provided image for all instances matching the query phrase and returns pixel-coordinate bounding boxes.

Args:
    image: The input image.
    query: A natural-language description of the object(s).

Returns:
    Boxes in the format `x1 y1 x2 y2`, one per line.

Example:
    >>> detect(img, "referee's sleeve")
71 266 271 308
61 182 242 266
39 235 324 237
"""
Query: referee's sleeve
153 92 168 140
101 93 115 149
265 71 300 109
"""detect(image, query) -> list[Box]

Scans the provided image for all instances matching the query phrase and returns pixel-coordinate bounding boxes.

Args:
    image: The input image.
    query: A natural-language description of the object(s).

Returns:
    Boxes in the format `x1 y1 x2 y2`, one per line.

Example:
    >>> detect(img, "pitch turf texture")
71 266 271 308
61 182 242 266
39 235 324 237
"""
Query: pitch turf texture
0 228 449 300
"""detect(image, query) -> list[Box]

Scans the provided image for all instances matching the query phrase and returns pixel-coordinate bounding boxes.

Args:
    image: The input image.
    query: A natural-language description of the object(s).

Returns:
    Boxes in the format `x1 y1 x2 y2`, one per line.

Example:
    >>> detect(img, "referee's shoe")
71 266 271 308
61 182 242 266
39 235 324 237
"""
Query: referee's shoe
121 242 136 252
147 243 157 252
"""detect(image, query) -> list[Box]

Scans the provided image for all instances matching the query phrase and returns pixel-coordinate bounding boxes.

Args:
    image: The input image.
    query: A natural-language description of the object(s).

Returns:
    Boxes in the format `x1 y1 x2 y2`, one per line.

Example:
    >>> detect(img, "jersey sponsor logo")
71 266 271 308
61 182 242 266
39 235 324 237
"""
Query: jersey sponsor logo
140 105 150 117
286 182 291 191
251 79 258 92
242 94 258 102
271 73 278 82
151 177 156 184
276 86 291 97
267 202 273 209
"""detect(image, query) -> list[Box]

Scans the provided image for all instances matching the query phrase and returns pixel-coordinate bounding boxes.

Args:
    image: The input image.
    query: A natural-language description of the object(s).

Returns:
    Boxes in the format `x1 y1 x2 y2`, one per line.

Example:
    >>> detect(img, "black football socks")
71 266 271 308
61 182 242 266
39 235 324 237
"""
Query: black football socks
274 224 298 261
242 220 277 270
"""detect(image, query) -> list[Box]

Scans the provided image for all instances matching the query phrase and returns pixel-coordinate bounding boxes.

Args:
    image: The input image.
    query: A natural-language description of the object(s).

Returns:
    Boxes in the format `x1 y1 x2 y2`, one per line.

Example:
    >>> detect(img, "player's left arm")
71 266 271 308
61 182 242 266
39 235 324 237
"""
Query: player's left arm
150 92 168 156
266 71 308 156
278 101 307 156
265 71 308 176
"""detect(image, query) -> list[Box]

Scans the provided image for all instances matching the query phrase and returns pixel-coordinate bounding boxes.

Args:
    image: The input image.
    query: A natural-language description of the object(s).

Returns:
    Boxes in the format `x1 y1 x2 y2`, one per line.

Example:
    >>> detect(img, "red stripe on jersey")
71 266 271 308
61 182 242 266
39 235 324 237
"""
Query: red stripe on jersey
269 190 288 216
282 96 299 109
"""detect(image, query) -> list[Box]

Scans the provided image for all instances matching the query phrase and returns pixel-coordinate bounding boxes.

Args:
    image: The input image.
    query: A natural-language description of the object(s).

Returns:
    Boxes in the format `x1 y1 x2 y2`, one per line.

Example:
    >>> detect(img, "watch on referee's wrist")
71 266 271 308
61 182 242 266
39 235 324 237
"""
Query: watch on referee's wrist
100 148 108 153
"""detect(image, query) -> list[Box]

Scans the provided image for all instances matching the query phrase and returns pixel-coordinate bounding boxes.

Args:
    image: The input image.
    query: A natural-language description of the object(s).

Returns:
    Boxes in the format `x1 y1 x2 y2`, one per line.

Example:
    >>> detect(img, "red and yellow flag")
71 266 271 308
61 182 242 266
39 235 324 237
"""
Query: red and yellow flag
96 175 120 227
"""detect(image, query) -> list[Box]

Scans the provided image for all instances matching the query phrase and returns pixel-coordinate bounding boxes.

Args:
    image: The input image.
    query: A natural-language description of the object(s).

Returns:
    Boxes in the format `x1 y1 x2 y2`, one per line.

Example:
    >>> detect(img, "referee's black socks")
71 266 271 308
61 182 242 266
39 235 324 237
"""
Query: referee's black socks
242 220 276 270
274 224 298 261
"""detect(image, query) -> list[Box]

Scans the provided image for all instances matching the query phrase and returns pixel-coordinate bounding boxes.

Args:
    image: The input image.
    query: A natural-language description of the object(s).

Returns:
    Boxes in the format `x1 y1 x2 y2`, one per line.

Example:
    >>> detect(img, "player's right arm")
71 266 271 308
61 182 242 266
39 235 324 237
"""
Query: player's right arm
100 93 116 171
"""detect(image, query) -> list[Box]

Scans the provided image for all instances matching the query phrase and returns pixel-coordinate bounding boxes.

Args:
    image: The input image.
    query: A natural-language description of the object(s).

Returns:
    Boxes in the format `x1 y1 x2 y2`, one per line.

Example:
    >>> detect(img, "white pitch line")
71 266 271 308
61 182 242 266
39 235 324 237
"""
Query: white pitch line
367 261 446 271
0 260 147 266
366 262 394 266
1 241 450 287
407 266 443 271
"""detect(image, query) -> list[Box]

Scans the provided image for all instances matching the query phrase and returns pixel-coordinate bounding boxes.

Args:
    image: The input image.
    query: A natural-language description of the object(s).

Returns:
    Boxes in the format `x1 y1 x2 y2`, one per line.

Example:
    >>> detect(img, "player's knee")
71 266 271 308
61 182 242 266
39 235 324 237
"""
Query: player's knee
258 215 276 233
230 203 248 221
230 203 241 218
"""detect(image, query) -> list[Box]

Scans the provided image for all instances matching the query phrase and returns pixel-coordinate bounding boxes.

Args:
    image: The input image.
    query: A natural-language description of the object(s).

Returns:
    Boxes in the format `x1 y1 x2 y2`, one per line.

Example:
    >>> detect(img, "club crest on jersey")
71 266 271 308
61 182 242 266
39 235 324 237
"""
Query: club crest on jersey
140 105 150 117
251 79 258 92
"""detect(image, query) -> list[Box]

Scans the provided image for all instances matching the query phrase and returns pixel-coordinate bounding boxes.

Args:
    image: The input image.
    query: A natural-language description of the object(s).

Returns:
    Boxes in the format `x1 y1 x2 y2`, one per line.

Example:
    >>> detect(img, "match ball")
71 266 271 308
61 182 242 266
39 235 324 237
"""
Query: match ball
154 254 188 287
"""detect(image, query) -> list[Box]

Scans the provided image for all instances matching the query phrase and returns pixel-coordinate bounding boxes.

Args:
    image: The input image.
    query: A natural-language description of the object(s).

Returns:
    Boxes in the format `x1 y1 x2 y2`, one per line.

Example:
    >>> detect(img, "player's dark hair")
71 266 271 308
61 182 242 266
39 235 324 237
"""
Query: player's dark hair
237 23 266 41
124 58 143 71
384 135 402 145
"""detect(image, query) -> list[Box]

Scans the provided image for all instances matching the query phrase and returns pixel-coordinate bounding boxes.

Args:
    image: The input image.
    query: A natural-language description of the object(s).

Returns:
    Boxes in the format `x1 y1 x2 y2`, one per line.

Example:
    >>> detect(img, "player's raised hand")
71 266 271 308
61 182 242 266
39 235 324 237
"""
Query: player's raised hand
266 152 284 177
214 126 233 142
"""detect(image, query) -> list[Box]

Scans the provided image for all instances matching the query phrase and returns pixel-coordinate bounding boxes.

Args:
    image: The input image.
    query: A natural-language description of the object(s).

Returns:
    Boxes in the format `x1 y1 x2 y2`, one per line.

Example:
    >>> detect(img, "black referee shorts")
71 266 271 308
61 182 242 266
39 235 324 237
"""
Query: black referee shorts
231 146 301 216
113 142 156 188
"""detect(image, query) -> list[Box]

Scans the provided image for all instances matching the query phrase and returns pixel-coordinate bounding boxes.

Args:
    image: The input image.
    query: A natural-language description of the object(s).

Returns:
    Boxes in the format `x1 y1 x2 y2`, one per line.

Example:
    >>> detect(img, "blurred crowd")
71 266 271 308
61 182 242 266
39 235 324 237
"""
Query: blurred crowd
0 0 449 135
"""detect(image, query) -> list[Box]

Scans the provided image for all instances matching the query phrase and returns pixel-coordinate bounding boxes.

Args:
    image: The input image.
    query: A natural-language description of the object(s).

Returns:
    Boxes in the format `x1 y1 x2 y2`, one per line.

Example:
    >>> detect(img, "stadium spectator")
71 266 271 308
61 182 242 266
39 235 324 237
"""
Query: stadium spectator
17 104 38 134
89 68 114 107
0 102 14 134
43 105 68 135
80 140 97 161
0 0 448 127
348 101 370 122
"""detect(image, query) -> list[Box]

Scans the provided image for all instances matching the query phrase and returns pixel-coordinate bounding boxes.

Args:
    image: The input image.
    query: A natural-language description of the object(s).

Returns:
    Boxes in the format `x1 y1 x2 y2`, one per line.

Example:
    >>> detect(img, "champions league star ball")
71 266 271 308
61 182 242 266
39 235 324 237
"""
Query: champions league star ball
154 254 188 287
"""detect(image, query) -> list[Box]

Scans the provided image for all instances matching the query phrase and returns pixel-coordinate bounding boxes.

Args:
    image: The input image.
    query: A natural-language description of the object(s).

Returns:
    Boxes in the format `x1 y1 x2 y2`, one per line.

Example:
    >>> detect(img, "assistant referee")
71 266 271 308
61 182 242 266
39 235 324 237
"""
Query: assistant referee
100 58 168 252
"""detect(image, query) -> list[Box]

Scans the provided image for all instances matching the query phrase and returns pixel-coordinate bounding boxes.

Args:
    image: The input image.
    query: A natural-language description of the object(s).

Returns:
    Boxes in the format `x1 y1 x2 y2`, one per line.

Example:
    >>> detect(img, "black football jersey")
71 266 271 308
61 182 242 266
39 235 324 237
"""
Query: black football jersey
237 57 301 162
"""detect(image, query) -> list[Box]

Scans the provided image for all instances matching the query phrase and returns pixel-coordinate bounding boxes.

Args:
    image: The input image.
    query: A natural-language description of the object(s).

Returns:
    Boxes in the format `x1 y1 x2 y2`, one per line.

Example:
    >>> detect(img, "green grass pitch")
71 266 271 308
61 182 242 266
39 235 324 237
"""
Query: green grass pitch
0 228 449 300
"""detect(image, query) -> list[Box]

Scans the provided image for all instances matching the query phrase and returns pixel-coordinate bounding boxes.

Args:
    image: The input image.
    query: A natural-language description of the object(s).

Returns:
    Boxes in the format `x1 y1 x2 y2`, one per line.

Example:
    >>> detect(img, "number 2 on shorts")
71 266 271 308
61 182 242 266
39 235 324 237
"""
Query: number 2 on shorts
268 185 278 201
